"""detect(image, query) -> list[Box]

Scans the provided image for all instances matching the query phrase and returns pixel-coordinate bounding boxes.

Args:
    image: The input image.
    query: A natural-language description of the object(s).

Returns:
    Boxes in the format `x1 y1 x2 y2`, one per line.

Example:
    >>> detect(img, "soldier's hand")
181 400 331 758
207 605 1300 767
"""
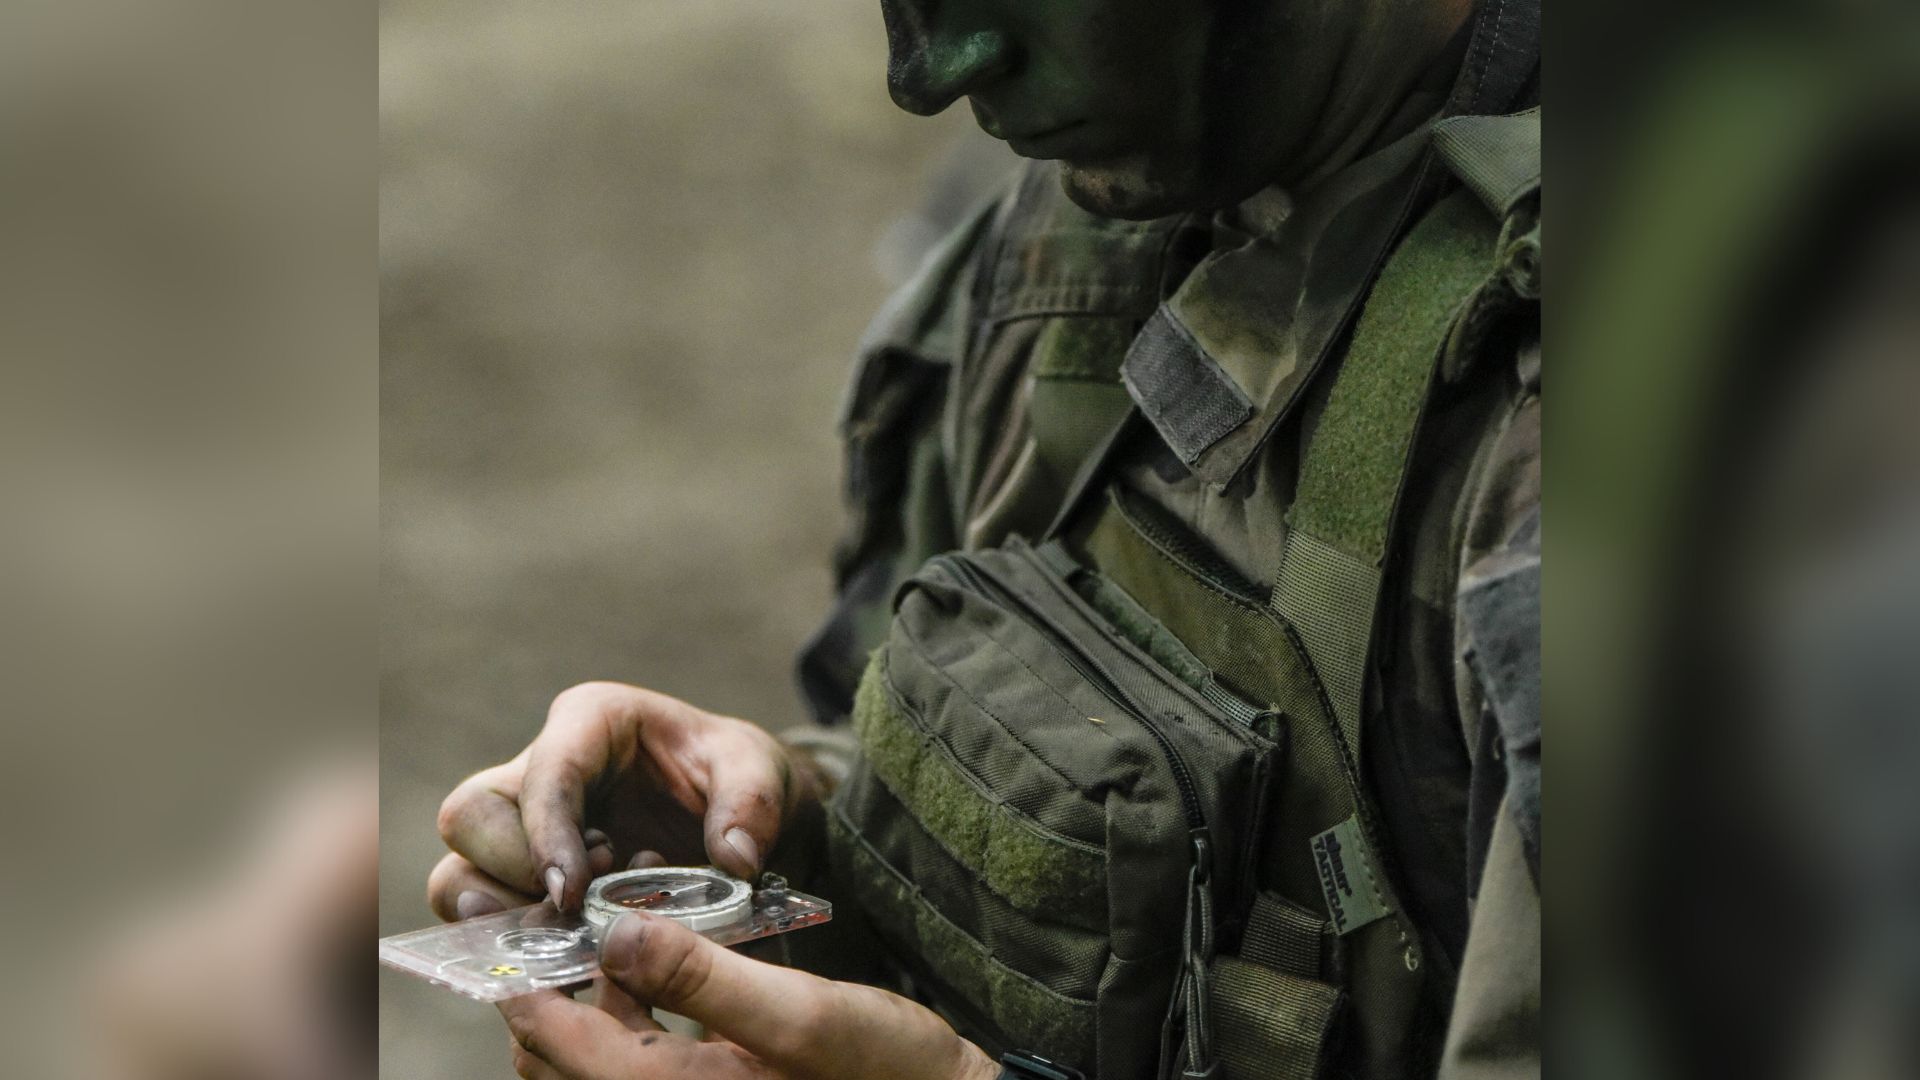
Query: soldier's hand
429 681 821 919
497 911 1000 1080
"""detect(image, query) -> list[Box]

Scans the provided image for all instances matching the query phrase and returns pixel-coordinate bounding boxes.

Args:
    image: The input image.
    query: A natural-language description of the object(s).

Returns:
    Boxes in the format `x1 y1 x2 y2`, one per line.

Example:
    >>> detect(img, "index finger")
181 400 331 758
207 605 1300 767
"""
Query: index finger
521 685 630 911
438 758 540 893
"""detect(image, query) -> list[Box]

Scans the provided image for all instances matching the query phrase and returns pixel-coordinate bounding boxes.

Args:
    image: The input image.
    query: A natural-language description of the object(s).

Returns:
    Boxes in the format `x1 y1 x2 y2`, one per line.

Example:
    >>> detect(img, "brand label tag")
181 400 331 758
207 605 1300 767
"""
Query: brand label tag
1310 815 1392 935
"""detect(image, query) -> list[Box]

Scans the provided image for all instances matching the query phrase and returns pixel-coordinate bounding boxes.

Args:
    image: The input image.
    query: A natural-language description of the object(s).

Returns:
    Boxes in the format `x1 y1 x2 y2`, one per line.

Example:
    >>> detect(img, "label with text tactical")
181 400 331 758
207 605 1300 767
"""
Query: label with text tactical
1311 816 1392 935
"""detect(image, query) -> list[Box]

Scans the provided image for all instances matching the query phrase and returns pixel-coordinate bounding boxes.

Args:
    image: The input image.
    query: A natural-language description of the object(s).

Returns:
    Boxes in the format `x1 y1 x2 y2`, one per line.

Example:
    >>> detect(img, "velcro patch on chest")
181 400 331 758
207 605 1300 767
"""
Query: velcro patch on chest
1310 815 1393 935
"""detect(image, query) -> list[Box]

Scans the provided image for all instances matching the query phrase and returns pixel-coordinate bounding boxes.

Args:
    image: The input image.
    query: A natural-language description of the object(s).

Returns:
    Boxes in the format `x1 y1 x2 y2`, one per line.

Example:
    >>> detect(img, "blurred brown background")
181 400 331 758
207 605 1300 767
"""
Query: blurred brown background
379 0 1005 1075
2 0 1910 1075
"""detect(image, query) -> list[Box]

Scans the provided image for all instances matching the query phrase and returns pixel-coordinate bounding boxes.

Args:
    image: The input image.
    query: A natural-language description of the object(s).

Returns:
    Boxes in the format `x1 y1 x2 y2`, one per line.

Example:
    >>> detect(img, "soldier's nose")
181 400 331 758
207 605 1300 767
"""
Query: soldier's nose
882 0 1013 116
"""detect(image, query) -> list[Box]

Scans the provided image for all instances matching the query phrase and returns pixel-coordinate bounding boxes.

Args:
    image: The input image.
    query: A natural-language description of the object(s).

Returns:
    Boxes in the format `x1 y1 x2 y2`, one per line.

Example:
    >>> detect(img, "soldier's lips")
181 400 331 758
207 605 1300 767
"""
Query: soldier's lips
1001 121 1093 160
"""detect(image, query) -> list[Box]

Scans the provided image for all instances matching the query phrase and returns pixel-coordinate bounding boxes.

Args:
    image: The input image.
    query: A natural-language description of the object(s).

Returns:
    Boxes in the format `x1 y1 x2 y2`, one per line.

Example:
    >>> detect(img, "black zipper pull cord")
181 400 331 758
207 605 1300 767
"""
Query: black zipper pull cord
1180 830 1219 1079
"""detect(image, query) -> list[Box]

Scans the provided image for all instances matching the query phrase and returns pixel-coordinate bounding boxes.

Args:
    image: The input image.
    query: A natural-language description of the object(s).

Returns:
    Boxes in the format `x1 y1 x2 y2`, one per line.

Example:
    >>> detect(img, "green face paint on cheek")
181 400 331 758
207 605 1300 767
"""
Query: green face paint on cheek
882 0 1466 216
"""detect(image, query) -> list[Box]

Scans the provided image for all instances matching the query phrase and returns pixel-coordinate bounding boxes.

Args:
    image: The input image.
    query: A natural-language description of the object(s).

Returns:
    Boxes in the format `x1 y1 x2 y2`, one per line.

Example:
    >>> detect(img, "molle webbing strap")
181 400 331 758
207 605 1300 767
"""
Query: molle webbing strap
1275 190 1503 752
827 808 1097 1062
1209 956 1342 1080
1238 893 1332 980
850 653 1108 927
1434 107 1543 222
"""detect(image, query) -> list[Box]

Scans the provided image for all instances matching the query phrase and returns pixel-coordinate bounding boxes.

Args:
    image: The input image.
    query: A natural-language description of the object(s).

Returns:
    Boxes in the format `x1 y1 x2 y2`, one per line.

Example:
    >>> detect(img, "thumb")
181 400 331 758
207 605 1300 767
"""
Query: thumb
598 913 828 1059
598 914 996 1080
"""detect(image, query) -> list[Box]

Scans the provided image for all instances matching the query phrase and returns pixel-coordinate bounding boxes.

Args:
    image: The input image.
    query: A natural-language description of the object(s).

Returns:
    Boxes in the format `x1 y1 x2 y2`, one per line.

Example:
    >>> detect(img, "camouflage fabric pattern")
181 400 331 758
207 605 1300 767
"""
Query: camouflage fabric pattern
794 13 1540 1070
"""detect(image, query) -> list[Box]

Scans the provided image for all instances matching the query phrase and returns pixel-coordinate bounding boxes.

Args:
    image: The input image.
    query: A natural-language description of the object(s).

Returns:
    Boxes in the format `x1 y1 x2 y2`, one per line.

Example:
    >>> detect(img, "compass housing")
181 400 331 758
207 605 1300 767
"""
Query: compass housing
585 866 753 935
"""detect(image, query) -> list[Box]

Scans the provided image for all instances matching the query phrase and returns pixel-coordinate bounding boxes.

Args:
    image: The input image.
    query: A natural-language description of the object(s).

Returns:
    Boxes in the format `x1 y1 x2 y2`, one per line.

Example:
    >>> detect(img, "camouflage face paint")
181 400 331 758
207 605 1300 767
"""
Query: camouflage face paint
879 0 1473 218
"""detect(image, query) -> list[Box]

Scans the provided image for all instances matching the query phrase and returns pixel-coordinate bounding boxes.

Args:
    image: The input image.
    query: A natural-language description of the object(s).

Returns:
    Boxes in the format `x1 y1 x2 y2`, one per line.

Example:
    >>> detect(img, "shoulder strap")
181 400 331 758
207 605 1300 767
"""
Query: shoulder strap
1272 187 1511 754
1434 107 1542 223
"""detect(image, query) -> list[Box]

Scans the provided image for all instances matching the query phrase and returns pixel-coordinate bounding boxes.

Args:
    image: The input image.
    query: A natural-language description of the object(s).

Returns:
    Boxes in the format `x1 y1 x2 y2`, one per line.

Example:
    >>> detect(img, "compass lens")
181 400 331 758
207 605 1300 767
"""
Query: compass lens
602 875 736 912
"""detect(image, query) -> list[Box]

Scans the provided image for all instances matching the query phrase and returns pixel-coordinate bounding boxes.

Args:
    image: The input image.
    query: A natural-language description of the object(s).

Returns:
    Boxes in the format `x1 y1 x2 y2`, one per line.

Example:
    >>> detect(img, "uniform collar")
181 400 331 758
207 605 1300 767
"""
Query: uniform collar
1119 124 1433 487
1117 0 1539 488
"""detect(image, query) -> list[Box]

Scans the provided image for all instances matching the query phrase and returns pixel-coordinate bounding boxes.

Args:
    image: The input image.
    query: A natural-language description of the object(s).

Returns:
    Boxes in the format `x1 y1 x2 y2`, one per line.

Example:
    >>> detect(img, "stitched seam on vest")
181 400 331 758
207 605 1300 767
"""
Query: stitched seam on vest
880 663 1105 855
830 807 1104 1013
1111 508 1270 618
851 655 1109 923
829 811 1104 1006
827 808 1098 1064
893 612 1103 797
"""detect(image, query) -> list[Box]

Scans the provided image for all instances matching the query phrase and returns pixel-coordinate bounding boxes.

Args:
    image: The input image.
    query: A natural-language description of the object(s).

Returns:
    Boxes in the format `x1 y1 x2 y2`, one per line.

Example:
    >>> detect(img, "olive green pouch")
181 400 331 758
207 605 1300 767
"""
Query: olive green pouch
828 536 1278 1078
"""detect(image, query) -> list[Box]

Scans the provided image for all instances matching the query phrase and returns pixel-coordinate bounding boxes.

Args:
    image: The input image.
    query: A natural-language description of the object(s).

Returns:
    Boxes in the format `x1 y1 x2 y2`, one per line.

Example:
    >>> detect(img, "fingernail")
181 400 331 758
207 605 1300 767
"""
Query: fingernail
582 828 611 851
630 849 666 870
456 890 502 921
545 866 567 909
723 827 760 872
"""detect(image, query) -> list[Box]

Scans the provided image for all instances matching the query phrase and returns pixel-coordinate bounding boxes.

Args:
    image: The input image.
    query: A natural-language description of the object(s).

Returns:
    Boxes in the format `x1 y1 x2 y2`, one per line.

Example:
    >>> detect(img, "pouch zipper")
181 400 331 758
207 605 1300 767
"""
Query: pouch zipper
1112 487 1421 986
928 552 1220 1077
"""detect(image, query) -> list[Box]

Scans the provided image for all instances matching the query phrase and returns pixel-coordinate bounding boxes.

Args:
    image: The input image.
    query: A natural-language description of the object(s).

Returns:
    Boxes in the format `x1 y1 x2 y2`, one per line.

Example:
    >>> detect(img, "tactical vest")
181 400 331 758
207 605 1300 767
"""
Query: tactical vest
821 111 1539 1080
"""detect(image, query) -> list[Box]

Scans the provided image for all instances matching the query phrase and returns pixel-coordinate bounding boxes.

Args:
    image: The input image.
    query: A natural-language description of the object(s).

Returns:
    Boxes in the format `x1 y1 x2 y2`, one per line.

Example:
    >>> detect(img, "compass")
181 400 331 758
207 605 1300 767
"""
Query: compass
583 866 754 935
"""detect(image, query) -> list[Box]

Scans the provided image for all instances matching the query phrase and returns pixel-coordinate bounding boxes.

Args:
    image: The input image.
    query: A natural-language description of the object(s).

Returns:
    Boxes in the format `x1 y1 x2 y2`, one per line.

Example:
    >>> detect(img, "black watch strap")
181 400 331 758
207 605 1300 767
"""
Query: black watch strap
998 1050 1087 1080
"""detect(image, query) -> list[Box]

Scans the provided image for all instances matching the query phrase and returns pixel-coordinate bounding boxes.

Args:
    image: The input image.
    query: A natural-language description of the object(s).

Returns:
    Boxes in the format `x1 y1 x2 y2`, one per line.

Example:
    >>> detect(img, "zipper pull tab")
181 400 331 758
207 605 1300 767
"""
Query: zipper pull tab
1180 830 1218 1079
1189 830 1212 884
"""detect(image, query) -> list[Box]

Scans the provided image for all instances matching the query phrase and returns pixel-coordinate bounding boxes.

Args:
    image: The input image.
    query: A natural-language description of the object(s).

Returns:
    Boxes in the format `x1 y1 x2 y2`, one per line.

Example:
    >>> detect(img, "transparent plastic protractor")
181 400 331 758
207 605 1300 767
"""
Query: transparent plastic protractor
497 927 589 958
416 916 598 999
587 868 752 934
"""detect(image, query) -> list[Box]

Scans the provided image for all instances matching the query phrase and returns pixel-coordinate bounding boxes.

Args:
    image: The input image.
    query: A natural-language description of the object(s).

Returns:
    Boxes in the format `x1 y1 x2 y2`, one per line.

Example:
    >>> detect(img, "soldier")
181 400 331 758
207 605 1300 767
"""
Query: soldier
428 0 1540 1076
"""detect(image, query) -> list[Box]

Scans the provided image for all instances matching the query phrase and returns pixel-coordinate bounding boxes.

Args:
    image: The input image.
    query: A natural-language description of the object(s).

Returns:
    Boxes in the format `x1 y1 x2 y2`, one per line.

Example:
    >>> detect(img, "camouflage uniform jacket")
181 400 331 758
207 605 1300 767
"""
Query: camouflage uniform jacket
792 8 1539 1076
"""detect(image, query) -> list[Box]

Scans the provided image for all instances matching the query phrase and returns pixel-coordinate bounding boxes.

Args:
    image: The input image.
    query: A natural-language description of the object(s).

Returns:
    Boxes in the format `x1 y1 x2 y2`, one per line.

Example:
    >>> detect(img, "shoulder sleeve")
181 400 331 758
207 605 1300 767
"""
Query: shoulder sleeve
792 194 1003 726
1437 798 1540 1079
1454 342 1540 883
1441 348 1539 1078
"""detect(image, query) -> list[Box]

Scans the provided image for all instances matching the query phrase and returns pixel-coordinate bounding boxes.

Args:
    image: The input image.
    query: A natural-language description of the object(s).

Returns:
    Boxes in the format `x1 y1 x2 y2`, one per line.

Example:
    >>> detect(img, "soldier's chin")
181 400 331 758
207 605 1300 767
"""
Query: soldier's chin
1056 157 1199 221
